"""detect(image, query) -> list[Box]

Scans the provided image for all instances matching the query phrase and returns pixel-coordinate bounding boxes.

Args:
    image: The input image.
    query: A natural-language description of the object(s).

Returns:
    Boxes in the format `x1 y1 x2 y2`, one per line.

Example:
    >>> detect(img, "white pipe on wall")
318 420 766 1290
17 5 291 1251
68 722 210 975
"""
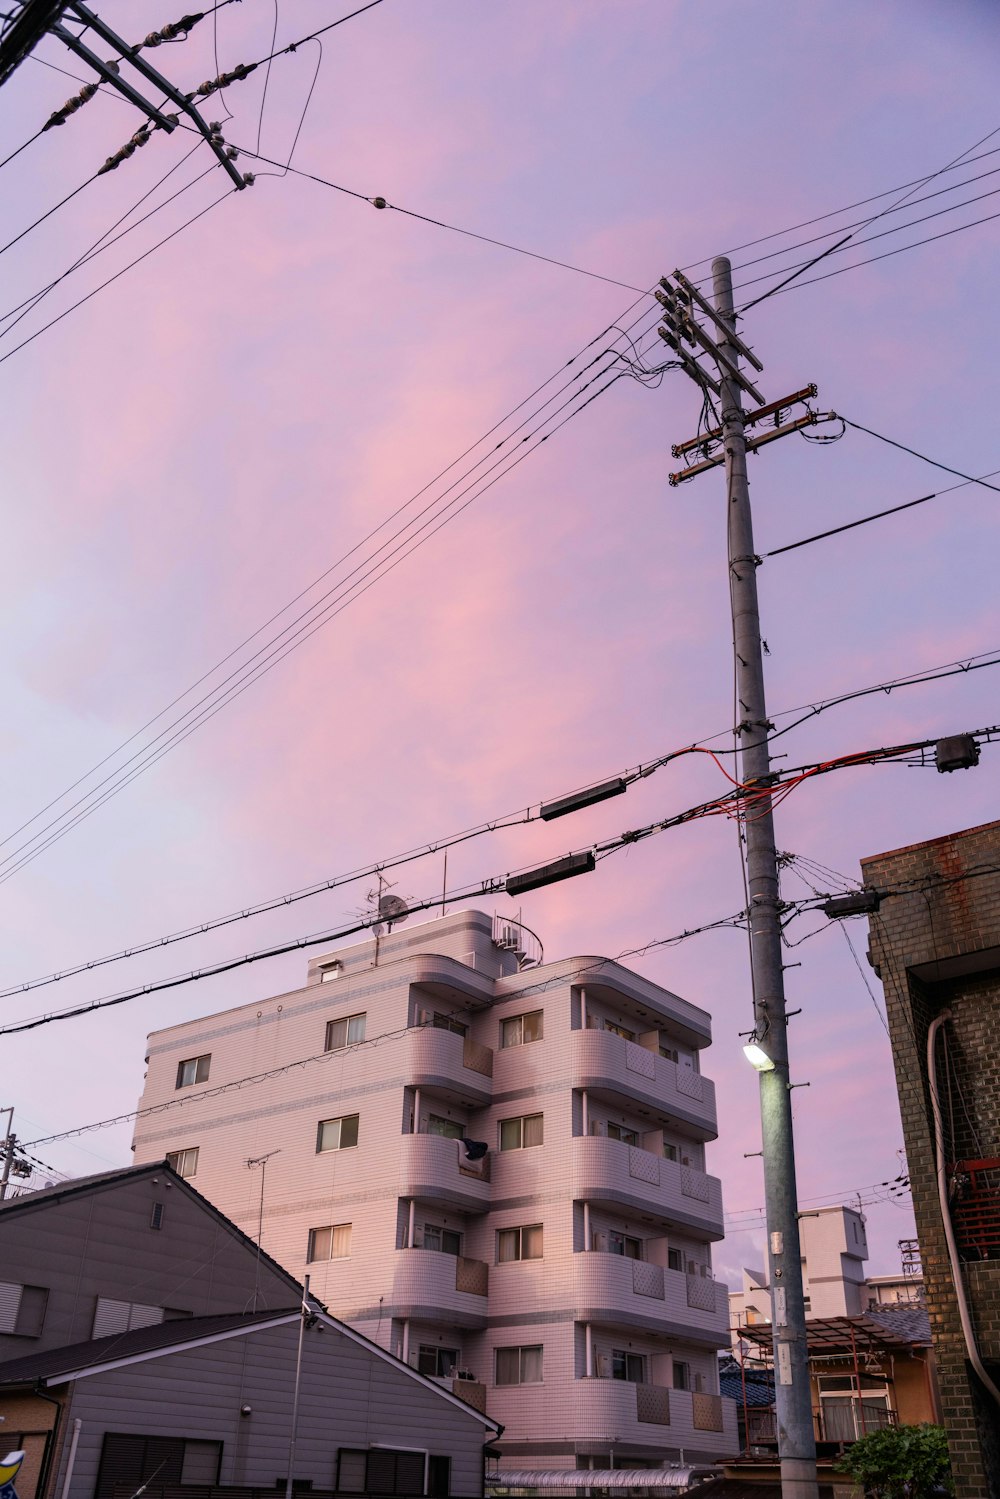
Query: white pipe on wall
583 1201 591 1251
585 1323 593 1379
407 1198 416 1249
60 1419 83 1499
401 1319 410 1365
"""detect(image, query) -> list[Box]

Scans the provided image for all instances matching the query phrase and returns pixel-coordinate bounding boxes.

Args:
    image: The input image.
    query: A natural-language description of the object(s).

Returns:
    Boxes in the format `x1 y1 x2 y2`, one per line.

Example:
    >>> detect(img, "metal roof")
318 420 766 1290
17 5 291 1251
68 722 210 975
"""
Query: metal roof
738 1308 930 1356
487 1469 717 1491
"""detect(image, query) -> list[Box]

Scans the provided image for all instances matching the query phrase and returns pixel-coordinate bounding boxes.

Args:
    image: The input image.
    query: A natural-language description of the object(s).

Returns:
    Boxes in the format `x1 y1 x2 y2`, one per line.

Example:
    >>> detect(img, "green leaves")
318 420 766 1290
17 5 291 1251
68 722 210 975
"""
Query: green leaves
835 1424 953 1499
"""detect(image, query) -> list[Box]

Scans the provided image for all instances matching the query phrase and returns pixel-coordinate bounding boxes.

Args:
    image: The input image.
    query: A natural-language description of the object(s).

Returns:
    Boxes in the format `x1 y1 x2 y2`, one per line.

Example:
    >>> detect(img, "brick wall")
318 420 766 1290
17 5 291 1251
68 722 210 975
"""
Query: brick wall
862 821 1000 1499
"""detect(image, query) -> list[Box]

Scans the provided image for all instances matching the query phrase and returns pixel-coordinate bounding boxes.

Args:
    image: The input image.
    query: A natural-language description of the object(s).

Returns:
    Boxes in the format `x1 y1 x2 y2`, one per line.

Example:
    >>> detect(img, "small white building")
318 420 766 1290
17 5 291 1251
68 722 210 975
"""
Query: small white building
133 909 739 1471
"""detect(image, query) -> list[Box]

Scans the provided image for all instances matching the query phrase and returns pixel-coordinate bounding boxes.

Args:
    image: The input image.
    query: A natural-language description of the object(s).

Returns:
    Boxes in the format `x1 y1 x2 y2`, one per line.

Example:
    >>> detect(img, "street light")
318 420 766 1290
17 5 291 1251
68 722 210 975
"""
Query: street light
742 1041 776 1073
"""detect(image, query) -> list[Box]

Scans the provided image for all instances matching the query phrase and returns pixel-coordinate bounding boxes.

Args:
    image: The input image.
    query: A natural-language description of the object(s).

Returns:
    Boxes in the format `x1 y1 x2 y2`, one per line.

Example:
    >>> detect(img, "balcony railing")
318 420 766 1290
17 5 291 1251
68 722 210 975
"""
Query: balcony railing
951 1157 1000 1260
570 1136 725 1239
570 1030 717 1137
746 1402 898 1447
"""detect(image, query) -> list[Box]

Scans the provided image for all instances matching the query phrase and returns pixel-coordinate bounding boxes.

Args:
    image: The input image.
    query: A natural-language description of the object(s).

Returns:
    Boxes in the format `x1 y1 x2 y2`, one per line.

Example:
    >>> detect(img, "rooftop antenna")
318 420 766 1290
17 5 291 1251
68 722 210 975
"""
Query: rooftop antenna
359 873 410 966
247 1149 280 1312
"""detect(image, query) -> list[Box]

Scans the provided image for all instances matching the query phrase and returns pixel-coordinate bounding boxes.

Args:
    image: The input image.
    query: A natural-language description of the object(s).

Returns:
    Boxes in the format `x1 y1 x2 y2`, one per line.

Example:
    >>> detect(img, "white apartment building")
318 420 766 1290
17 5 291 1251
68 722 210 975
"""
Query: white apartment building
133 909 738 1471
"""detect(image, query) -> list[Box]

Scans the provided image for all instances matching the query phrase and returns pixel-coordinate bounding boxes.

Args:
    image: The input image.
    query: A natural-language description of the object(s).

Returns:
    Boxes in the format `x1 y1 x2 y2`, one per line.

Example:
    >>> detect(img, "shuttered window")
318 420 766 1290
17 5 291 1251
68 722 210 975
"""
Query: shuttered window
93 1298 165 1339
338 1449 424 1495
0 1283 48 1337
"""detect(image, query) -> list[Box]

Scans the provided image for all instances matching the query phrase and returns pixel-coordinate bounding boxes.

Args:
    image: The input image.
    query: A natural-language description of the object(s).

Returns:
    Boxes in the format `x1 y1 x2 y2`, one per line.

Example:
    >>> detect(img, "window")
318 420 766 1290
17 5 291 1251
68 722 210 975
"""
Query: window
426 1113 465 1141
150 1203 165 1231
495 1345 543 1385
497 1225 543 1262
316 1114 359 1152
607 1122 638 1146
427 1456 451 1498
433 1012 467 1037
499 1113 543 1150
604 1019 635 1041
93 1298 164 1338
325 1012 366 1051
337 1450 425 1496
180 1441 222 1485
166 1147 199 1177
500 1011 543 1047
175 1054 210 1089
418 1345 459 1377
0 1283 48 1337
672 1360 691 1391
307 1223 352 1261
660 1044 679 1062
612 1350 645 1383
662 1139 679 1162
319 960 342 982
423 1224 462 1256
667 1247 683 1272
609 1231 642 1259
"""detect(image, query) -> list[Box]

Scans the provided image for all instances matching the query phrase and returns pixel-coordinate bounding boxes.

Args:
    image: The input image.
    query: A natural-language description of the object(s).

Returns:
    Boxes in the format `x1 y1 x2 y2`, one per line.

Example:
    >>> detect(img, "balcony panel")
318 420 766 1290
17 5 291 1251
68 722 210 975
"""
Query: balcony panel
490 1379 737 1456
399 1132 491 1213
571 1136 725 1239
404 1026 493 1106
570 1030 718 1138
572 1252 730 1344
390 1248 489 1328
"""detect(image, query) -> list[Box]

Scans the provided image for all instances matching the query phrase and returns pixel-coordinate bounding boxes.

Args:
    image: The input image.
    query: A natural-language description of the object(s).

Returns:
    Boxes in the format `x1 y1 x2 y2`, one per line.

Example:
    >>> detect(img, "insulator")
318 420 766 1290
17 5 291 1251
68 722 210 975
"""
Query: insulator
243 172 255 186
43 80 98 129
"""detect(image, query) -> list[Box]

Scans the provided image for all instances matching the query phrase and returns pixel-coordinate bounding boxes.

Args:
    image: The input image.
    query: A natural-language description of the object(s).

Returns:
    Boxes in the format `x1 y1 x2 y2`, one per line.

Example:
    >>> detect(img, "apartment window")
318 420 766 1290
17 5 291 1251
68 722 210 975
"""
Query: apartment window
667 1247 683 1272
307 1223 352 1261
497 1225 543 1262
610 1231 642 1260
500 1011 543 1048
337 1449 425 1496
662 1139 679 1162
166 1147 199 1177
423 1223 462 1256
612 1350 645 1382
418 1345 459 1377
604 1019 635 1041
150 1203 165 1231
660 1044 679 1063
175 1054 210 1089
0 1283 48 1337
499 1113 543 1150
427 1113 465 1141
495 1345 543 1385
319 960 343 982
672 1361 691 1391
325 1012 366 1051
433 1012 467 1037
607 1122 638 1146
316 1114 359 1152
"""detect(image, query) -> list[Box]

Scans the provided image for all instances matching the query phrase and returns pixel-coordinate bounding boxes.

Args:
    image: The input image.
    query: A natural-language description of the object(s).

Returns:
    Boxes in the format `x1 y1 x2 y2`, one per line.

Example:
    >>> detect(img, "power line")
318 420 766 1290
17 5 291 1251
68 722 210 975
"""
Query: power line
840 418 1000 493
0 297 659 881
5 730 989 1038
766 465 1000 557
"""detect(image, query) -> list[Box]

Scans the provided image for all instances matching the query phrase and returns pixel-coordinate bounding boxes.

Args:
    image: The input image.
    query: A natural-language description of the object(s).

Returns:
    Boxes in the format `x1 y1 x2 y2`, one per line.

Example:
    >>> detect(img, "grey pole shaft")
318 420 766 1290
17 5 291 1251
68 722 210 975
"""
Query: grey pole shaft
285 1273 310 1499
0 1111 15 1201
711 256 818 1499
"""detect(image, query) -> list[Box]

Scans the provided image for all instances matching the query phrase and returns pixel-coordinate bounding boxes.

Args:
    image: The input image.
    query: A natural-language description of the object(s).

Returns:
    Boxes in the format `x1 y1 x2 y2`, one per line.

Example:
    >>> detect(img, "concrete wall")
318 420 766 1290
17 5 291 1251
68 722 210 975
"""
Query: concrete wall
864 820 1000 1499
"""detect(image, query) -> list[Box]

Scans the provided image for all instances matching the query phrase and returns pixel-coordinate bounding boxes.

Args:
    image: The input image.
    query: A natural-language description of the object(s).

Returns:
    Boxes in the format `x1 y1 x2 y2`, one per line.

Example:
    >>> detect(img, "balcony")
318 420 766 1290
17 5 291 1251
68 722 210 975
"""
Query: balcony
746 1402 898 1446
570 1030 717 1138
404 1025 493 1108
571 1135 725 1239
390 1248 489 1328
398 1132 491 1213
490 1378 738 1455
571 1251 729 1345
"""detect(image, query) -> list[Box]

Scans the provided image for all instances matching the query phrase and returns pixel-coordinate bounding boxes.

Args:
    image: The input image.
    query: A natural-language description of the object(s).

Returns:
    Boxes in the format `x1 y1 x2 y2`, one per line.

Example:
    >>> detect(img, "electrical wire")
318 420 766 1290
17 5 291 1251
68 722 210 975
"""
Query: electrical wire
4 731 988 1038
766 466 1000 558
738 119 1000 311
0 296 660 881
839 419 1000 494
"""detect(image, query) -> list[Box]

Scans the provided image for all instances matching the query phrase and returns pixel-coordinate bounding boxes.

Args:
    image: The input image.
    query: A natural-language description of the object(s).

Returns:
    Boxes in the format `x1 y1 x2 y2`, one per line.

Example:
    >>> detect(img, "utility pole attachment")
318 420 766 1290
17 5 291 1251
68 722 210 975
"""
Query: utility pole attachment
662 258 819 1499
0 1108 16 1201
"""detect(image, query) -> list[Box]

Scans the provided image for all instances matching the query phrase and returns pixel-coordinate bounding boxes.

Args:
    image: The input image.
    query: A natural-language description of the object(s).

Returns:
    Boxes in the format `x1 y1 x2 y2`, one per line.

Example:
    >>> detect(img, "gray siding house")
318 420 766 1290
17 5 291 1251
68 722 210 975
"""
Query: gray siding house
0 1165 500 1499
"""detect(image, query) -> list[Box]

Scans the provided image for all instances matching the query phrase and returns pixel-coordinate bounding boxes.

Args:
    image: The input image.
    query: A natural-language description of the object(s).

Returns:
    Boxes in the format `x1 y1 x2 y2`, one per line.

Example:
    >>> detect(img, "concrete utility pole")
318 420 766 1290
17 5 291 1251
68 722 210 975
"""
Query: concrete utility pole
660 258 822 1497
710 256 818 1499
0 1109 16 1201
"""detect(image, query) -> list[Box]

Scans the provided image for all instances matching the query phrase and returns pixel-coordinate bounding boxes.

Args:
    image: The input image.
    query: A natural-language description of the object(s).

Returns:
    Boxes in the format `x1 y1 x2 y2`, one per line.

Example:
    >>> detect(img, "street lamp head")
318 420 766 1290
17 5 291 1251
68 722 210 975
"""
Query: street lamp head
743 1041 775 1072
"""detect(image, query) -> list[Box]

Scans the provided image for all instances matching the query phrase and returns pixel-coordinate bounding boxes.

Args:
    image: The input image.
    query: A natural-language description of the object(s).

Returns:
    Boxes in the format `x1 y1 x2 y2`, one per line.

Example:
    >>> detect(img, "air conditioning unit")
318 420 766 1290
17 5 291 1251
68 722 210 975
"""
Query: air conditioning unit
694 1373 705 1394
687 1260 697 1275
593 1232 609 1252
589 1119 606 1136
681 1155 692 1167
595 1353 611 1379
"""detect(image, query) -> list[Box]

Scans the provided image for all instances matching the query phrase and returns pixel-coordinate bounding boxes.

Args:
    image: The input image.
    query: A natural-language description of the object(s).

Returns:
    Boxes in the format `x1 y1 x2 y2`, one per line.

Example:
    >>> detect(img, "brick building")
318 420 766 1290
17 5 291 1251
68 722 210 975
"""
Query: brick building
863 820 1000 1499
132 908 739 1472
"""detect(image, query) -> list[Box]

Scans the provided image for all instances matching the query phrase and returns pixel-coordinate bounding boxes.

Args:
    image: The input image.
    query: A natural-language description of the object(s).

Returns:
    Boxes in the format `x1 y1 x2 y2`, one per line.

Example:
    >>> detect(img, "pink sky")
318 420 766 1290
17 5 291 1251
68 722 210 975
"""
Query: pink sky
1 0 999 1289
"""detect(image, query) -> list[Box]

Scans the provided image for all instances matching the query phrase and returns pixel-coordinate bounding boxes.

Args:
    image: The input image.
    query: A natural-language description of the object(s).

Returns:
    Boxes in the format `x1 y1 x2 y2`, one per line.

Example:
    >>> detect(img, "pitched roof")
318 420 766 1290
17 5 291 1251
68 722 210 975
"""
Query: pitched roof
0 1310 293 1385
0 1160 302 1299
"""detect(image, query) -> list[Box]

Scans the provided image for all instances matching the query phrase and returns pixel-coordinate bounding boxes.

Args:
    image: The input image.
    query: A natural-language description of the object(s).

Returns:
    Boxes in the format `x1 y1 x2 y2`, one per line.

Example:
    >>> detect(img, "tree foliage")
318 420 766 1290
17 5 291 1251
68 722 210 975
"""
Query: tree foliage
835 1424 953 1498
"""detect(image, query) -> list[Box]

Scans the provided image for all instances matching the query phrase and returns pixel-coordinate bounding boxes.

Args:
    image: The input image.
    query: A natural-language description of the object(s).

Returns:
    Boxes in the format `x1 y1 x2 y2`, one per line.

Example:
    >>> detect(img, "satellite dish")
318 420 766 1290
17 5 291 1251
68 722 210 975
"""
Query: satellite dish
379 894 410 927
370 922 385 938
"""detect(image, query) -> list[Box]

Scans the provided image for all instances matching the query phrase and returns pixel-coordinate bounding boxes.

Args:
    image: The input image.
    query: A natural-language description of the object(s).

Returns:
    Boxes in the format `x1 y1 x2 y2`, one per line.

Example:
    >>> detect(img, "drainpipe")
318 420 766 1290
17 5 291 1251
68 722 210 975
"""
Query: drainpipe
401 1320 410 1365
580 989 588 1029
927 1012 1000 1412
31 1383 63 1499
59 1421 82 1499
481 1425 504 1499
407 1199 416 1250
585 1324 593 1379
583 1202 591 1252
413 1090 422 1134
581 1091 589 1136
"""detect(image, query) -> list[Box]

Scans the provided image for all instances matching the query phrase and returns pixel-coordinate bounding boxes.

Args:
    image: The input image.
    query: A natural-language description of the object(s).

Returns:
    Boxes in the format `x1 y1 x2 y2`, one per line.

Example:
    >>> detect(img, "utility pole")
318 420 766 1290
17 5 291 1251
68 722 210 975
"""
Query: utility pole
661 259 820 1498
0 1109 16 1201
